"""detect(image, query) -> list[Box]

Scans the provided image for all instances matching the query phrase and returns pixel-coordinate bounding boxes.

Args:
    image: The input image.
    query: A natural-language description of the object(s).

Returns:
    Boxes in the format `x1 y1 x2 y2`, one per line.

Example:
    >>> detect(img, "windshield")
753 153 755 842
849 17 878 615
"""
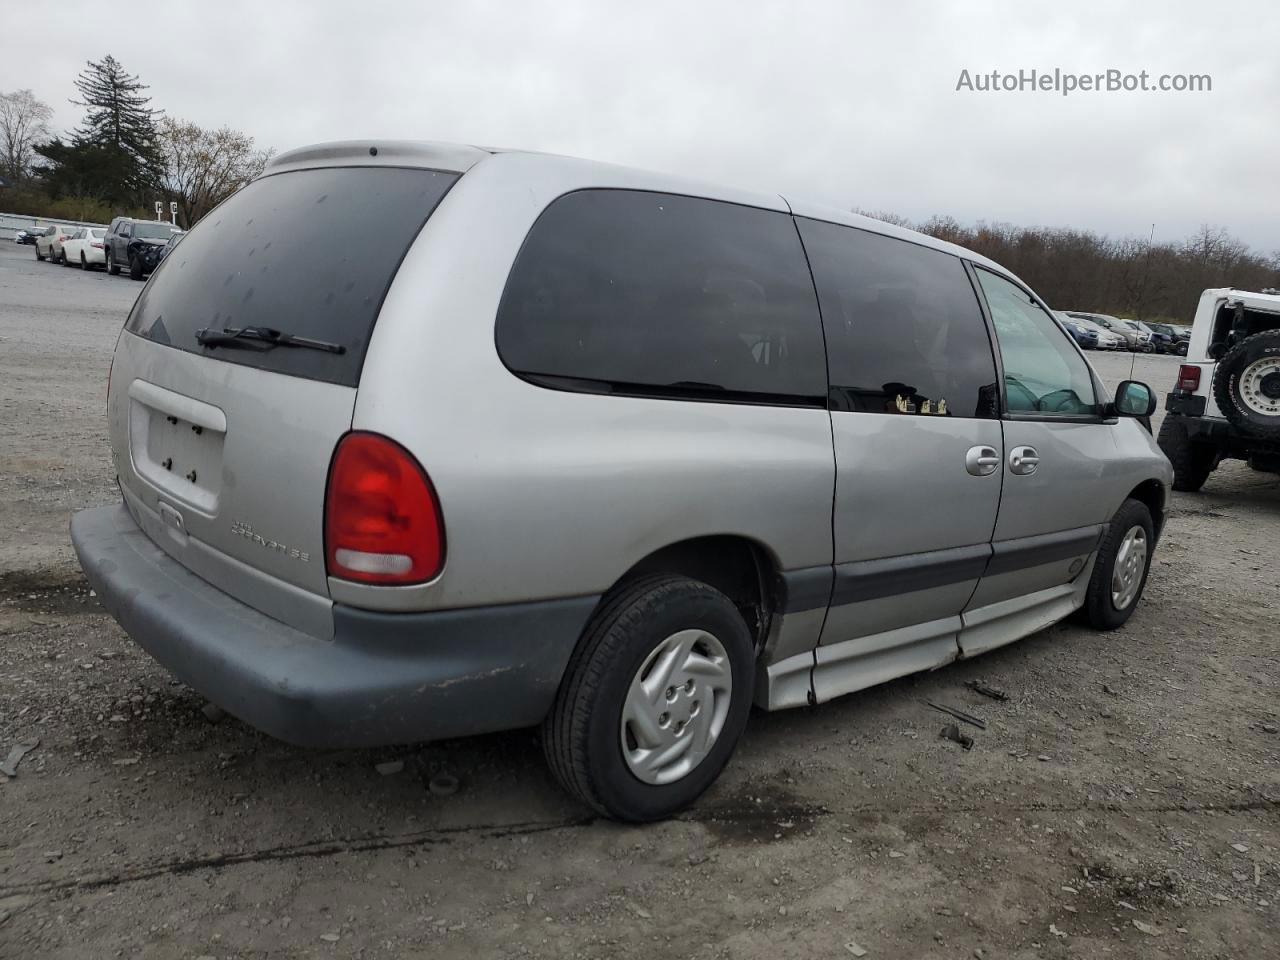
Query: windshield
134 222 178 239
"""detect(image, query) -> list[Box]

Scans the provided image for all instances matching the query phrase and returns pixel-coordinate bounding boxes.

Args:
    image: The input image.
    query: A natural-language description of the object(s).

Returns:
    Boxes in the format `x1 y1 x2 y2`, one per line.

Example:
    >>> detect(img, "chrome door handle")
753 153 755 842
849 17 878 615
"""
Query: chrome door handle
1009 446 1040 475
965 445 1000 476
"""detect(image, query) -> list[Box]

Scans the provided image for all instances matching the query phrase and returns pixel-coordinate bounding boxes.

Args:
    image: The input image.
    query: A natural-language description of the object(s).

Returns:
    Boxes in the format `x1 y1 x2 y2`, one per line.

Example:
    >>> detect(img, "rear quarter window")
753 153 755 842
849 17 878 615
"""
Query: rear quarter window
125 166 458 387
496 189 827 405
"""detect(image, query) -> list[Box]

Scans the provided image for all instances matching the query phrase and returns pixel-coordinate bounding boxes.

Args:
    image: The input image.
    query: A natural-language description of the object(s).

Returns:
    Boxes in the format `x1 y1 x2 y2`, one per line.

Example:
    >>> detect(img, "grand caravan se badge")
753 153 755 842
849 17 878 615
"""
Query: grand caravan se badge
230 521 311 562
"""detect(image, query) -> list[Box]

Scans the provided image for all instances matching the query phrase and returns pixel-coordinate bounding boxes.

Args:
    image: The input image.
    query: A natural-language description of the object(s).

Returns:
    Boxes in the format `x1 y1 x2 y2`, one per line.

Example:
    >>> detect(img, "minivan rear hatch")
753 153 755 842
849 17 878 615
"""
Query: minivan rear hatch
110 164 458 637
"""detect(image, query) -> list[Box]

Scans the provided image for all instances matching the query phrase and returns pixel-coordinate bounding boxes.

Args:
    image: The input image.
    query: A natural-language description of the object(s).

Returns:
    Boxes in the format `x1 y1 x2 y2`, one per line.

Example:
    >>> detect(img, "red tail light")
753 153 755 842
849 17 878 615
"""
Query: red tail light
1177 364 1201 391
91 241 104 249
324 432 444 585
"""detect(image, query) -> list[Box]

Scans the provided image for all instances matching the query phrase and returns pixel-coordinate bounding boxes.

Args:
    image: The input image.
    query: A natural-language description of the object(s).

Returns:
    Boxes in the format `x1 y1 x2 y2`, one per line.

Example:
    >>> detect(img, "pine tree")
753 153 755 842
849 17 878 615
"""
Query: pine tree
70 55 165 204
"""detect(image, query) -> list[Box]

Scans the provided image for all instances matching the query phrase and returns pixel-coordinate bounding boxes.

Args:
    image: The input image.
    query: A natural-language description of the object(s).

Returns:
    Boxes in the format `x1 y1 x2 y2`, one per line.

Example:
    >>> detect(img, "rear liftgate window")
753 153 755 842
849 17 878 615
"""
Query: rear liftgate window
496 189 827 405
126 166 458 387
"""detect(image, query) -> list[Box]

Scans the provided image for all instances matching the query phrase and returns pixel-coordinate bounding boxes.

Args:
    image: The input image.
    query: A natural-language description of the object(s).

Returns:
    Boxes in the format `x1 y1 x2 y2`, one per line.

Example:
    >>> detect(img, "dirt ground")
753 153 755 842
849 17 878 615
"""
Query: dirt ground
2 241 1278 959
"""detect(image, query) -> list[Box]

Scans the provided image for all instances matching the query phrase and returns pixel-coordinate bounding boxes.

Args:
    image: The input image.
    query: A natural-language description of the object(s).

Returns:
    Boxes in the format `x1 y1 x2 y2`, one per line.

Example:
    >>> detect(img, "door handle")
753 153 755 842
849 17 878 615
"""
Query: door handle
1009 445 1040 475
965 445 1000 476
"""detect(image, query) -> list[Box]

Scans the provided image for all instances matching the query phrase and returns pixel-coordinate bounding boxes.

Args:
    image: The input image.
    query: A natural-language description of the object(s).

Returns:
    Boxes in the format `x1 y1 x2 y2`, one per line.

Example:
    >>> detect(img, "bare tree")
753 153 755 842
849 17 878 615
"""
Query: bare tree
852 207 913 228
158 117 272 227
0 88 54 180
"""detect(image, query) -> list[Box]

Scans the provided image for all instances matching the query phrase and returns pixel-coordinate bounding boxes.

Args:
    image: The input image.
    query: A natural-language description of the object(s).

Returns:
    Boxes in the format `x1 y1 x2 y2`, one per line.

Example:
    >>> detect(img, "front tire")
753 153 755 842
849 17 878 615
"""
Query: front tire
1157 417 1215 492
129 255 143 280
542 576 754 822
1081 499 1155 630
36 245 45 261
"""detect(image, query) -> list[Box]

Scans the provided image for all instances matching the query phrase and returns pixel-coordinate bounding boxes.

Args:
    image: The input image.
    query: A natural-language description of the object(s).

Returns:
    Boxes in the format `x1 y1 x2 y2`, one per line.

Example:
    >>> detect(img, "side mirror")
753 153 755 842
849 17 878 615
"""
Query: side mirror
1114 380 1157 417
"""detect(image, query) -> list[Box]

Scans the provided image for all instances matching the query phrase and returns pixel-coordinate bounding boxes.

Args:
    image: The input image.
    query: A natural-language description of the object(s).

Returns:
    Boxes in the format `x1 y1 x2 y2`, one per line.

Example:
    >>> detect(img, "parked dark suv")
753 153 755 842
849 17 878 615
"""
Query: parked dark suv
103 217 181 278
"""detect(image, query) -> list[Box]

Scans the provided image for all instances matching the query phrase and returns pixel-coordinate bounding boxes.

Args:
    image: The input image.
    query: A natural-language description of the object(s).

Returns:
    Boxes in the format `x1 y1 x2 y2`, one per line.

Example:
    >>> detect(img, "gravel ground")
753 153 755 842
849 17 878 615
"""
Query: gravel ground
1 240 1278 958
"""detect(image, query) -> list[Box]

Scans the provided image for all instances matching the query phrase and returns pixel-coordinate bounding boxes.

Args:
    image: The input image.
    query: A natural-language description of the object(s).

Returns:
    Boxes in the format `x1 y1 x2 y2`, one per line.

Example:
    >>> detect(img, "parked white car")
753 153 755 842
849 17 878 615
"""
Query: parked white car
61 227 108 269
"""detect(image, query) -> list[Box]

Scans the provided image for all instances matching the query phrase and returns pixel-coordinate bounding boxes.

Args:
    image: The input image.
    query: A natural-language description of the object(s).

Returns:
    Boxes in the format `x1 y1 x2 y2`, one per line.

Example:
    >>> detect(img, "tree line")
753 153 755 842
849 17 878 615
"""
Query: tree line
858 211 1280 324
0 55 271 228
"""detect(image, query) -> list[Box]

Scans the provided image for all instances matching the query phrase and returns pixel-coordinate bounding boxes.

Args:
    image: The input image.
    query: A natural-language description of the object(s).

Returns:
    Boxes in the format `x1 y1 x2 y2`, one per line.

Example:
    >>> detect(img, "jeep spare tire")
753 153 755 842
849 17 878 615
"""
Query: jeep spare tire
1212 329 1280 439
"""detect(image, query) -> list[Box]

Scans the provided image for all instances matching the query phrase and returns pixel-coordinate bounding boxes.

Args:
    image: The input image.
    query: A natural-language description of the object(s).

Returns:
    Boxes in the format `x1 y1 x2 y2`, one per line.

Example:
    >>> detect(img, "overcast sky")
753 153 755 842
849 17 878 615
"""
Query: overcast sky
7 0 1279 251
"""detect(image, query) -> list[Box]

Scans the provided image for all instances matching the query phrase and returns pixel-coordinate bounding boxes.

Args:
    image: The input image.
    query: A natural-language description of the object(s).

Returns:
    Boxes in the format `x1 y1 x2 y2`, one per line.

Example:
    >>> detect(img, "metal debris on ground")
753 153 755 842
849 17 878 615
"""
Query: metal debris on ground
965 680 1009 701
844 942 868 957
0 739 40 778
925 700 987 729
940 723 974 751
1132 919 1161 936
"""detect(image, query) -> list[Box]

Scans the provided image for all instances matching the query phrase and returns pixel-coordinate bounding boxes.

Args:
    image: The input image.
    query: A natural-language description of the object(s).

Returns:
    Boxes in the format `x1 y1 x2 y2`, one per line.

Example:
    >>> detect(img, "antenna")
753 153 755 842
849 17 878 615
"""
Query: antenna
1131 222 1155 383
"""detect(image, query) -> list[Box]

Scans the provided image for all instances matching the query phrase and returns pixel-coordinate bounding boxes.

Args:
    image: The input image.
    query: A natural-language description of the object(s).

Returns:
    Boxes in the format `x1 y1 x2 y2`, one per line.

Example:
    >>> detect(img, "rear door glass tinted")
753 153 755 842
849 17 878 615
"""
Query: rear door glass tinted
496 189 826 404
798 218 999 418
126 166 458 387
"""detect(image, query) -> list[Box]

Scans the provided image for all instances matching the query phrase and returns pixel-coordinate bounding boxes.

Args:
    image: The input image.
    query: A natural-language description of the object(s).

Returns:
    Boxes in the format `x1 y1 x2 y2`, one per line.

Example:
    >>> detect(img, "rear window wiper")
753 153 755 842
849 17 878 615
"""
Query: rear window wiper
195 326 346 354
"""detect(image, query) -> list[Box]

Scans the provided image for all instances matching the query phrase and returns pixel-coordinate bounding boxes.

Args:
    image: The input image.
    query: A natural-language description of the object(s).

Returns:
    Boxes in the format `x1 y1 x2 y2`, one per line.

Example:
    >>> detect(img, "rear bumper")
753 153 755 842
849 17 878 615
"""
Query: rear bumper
1165 392 1207 417
1164 411 1280 453
71 504 598 748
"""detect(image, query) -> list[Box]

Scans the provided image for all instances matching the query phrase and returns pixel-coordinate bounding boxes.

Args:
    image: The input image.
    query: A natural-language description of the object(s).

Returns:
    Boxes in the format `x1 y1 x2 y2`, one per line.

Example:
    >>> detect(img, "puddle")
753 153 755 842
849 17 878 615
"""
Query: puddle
0 570 96 616
692 779 825 844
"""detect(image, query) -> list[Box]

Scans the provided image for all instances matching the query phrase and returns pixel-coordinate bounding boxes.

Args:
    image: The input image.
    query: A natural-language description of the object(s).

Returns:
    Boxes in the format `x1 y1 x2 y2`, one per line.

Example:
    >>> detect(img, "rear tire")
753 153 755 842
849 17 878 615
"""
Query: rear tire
542 575 754 822
107 251 119 275
80 253 88 270
1157 417 1215 492
1081 499 1155 630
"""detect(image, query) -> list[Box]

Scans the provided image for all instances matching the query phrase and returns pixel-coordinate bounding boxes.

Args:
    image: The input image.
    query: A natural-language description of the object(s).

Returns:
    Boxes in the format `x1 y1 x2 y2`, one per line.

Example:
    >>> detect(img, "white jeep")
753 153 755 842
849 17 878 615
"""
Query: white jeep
1158 287 1280 490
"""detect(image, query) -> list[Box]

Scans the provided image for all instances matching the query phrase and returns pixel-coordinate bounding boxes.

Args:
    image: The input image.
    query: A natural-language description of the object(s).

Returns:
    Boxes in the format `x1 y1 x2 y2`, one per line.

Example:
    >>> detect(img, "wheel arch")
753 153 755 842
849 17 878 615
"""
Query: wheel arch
1125 478 1166 540
606 534 782 654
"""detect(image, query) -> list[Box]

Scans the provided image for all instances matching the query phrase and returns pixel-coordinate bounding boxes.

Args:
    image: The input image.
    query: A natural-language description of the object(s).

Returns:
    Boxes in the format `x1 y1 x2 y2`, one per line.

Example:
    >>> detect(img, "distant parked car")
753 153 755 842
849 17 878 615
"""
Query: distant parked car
1067 315 1125 349
1054 311 1099 349
103 217 181 277
1067 312 1146 350
13 228 36 245
34 225 70 262
1126 319 1161 352
129 227 185 279
1145 322 1188 356
61 227 108 270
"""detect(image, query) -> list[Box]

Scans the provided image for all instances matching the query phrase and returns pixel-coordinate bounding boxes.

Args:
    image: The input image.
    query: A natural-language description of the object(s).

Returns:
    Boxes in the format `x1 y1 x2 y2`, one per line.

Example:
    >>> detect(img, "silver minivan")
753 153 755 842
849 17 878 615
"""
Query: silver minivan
72 141 1172 821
